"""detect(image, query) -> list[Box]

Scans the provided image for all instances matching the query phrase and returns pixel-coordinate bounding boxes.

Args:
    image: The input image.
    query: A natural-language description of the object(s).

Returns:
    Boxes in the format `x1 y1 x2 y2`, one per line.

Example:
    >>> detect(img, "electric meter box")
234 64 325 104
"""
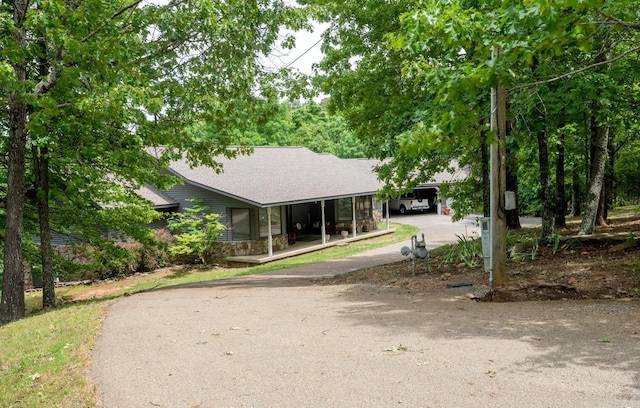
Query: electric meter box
504 191 516 211
480 217 491 273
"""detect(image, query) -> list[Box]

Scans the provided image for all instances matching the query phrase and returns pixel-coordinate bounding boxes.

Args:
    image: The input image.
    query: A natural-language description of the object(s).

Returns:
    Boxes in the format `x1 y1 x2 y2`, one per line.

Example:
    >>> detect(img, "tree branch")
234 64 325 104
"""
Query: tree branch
81 0 143 43
33 48 63 96
510 44 640 91
597 9 640 30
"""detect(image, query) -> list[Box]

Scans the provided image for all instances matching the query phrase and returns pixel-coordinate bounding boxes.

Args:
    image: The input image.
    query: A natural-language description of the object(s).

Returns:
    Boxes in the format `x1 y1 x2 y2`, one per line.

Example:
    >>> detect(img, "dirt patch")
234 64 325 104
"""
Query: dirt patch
318 214 640 302
57 265 190 302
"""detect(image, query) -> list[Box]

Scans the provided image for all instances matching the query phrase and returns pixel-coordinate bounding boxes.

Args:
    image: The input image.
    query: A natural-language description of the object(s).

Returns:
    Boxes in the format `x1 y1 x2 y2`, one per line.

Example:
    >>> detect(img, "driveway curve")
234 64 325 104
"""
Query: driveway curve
92 215 640 407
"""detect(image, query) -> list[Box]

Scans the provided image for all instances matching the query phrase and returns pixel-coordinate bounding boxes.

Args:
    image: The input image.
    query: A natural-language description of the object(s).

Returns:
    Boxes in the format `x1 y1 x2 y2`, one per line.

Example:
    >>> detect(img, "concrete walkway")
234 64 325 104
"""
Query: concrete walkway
91 214 640 408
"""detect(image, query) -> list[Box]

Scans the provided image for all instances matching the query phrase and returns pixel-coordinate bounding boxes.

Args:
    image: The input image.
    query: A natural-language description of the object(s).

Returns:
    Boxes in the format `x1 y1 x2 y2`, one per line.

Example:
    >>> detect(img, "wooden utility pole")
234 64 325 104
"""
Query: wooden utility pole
490 79 508 286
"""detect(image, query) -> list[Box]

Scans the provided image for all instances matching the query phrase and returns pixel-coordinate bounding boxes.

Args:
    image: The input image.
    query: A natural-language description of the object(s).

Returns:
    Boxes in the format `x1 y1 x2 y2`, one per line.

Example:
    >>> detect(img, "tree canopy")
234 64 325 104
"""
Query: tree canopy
310 0 639 226
195 100 369 158
0 0 307 324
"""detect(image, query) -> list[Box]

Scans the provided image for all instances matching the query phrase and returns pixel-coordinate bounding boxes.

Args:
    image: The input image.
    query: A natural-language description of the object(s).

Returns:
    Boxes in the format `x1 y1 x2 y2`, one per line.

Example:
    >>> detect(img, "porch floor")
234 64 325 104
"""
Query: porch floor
226 227 395 264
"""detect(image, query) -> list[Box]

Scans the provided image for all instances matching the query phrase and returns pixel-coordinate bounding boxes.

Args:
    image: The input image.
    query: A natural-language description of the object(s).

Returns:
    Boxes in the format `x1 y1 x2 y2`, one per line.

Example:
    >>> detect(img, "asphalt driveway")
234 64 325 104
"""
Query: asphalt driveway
91 214 640 407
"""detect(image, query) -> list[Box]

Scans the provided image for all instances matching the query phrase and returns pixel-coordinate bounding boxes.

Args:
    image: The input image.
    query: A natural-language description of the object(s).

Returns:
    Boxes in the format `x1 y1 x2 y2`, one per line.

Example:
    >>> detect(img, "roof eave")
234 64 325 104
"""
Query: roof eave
175 173 380 208
259 191 380 208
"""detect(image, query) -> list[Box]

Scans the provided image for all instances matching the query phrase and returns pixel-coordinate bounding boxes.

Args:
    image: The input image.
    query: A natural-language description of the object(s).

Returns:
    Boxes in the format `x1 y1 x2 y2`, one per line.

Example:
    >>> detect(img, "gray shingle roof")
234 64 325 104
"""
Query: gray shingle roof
164 147 384 207
418 161 470 188
137 184 179 209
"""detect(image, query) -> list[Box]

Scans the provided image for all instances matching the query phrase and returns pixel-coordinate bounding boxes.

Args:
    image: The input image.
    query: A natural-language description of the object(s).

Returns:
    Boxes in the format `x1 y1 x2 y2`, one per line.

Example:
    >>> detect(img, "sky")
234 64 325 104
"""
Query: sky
267 23 329 76
150 0 328 76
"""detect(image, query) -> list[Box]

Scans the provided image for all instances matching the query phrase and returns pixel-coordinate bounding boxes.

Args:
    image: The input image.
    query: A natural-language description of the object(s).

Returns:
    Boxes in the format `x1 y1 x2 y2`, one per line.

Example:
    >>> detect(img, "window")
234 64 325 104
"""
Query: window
337 196 372 221
337 197 353 221
259 206 282 237
231 208 250 240
356 196 372 220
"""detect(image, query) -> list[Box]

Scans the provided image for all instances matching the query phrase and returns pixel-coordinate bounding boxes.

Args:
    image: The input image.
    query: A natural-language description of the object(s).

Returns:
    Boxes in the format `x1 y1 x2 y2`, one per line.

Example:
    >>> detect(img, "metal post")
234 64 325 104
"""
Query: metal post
321 200 326 244
489 71 495 288
411 236 416 277
386 200 390 230
267 207 273 257
352 196 357 237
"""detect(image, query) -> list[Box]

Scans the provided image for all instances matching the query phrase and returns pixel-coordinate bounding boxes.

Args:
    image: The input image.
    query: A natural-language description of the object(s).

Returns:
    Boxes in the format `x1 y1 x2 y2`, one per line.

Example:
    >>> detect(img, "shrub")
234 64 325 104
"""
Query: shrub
166 200 225 265
138 229 173 270
53 230 174 281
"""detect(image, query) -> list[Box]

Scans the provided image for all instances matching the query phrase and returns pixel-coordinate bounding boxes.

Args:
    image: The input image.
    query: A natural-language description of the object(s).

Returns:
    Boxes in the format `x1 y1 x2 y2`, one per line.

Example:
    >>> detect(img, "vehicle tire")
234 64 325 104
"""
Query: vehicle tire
399 205 407 215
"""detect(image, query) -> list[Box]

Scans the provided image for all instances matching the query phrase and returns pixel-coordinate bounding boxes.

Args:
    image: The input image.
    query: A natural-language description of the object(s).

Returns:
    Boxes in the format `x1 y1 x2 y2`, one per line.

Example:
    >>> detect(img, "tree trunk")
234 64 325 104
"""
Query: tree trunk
33 146 56 308
0 95 28 325
1 2 29 324
596 184 607 226
537 124 554 240
32 30 57 308
555 128 566 227
489 82 508 286
604 132 615 219
594 130 614 226
571 163 581 216
579 124 609 235
594 126 608 226
585 112 592 188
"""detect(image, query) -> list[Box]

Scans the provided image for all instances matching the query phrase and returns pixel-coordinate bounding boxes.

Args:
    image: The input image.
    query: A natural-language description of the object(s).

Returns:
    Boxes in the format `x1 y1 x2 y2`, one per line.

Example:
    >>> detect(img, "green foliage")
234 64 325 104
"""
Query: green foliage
614 126 640 203
437 160 485 221
508 234 540 261
311 0 454 194
440 234 483 268
551 233 562 254
311 0 640 230
166 200 225 265
54 229 173 282
201 100 369 158
1 0 308 322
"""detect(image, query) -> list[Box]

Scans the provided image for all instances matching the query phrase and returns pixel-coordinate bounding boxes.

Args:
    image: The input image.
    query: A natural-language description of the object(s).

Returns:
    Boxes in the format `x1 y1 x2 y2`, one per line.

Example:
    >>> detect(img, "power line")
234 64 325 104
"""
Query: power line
282 0 369 70
284 37 324 69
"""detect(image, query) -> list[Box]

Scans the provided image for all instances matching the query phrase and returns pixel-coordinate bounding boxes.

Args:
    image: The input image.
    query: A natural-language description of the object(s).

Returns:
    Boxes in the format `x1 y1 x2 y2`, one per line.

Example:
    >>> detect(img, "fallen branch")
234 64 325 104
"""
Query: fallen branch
610 237 640 253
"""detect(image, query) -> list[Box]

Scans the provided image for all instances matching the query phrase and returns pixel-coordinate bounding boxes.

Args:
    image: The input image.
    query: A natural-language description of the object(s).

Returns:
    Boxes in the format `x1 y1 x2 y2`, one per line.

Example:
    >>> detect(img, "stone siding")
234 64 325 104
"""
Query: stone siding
222 234 289 256
373 209 383 224
336 217 378 234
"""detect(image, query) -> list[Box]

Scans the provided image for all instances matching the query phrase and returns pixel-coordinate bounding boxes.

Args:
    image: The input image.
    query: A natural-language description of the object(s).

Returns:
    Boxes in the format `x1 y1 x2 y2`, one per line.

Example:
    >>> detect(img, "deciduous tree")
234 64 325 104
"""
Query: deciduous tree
0 0 305 324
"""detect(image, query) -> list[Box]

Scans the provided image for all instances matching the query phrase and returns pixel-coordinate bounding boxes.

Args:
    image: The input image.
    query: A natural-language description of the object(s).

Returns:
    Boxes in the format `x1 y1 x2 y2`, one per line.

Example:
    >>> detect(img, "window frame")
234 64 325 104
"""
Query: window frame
259 206 282 237
231 208 251 240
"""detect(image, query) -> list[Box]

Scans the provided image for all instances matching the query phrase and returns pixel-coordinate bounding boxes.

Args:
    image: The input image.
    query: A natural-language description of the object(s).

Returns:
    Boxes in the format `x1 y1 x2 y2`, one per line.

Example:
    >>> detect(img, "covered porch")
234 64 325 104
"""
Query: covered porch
226 226 395 264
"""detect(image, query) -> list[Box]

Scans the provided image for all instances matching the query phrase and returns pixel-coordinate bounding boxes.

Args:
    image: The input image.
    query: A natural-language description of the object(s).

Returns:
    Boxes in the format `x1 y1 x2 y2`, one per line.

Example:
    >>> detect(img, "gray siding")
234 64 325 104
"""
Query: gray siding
33 232 85 246
164 183 257 241
148 219 169 231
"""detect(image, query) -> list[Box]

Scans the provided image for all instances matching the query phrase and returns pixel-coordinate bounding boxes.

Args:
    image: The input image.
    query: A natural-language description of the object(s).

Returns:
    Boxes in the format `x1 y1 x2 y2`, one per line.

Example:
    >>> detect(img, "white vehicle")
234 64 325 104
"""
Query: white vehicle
389 191 431 214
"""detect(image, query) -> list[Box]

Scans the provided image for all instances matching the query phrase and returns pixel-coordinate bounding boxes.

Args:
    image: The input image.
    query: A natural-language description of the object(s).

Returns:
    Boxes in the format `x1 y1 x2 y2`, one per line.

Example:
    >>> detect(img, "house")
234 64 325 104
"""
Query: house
414 163 470 215
344 157 469 215
144 147 392 262
36 147 464 268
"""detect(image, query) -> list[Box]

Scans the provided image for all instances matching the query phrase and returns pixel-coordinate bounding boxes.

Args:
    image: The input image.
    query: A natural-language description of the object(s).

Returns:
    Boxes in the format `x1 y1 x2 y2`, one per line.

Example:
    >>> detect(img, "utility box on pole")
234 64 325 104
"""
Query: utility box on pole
504 191 516 211
480 217 491 273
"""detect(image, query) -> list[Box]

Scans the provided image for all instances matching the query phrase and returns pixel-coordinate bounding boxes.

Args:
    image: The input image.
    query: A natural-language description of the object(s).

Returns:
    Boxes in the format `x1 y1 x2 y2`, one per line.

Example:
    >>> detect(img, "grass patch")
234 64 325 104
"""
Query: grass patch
4 223 416 407
108 222 418 296
0 302 104 407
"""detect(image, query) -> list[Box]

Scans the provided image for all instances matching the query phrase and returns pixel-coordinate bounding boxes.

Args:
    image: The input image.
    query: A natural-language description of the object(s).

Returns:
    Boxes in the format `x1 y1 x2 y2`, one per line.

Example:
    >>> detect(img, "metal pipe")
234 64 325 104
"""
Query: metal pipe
489 47 497 289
